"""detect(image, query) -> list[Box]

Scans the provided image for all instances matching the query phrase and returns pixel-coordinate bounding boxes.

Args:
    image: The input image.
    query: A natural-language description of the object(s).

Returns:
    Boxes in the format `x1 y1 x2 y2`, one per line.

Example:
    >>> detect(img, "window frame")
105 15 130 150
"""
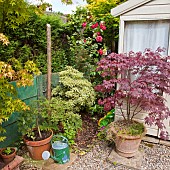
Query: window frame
119 14 170 55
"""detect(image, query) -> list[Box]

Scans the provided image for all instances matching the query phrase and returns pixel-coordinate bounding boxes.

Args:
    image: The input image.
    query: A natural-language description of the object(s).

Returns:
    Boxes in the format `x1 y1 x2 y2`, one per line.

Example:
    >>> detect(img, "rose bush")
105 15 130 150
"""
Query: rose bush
81 19 107 58
67 7 107 82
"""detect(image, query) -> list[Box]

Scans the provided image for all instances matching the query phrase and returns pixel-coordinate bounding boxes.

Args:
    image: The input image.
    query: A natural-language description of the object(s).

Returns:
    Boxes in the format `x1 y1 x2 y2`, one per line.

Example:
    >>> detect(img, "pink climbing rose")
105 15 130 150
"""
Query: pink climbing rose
98 49 103 55
91 22 99 29
100 24 106 30
82 22 87 28
96 35 103 42
97 32 100 35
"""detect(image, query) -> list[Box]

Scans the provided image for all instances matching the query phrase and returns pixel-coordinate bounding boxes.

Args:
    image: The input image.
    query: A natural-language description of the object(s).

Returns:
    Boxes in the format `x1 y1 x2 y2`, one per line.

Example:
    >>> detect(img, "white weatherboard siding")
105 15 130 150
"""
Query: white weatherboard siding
111 0 151 17
147 0 170 5
124 0 170 16
111 0 170 140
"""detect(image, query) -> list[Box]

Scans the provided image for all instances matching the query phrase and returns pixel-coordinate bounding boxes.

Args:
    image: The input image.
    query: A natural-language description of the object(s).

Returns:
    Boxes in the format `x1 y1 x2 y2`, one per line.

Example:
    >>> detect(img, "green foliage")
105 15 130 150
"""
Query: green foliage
98 109 115 127
18 97 82 144
67 7 107 82
51 98 82 144
128 123 145 136
0 12 70 74
52 66 96 113
0 0 52 32
0 0 29 32
97 126 109 141
90 104 104 116
0 59 40 142
36 49 69 74
87 0 127 51
67 7 89 34
2 147 14 155
114 121 145 136
61 0 86 4
61 0 73 4
87 0 126 15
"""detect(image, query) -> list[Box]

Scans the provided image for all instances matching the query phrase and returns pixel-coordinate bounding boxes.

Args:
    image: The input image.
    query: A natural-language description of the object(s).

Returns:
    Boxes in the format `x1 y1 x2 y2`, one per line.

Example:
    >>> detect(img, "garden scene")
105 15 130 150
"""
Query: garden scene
0 0 170 170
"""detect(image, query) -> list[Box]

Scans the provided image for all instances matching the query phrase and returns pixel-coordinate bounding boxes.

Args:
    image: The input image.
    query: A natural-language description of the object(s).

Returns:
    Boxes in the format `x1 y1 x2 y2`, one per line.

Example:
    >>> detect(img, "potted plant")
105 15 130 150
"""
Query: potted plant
17 99 53 160
18 97 82 159
0 147 16 164
95 48 170 157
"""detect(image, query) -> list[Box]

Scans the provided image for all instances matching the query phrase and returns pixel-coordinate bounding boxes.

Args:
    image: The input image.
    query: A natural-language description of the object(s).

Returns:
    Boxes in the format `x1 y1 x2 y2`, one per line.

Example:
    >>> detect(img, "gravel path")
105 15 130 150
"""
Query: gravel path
67 141 170 170
19 141 170 170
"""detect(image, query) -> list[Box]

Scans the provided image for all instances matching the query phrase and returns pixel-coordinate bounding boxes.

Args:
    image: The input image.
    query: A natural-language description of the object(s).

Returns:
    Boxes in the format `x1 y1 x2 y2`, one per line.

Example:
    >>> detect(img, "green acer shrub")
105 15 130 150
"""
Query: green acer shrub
0 60 40 142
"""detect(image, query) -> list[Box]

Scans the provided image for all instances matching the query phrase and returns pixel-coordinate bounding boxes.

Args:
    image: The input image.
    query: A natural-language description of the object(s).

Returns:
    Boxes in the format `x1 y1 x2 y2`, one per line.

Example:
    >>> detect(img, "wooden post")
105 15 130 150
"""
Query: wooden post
47 24 51 100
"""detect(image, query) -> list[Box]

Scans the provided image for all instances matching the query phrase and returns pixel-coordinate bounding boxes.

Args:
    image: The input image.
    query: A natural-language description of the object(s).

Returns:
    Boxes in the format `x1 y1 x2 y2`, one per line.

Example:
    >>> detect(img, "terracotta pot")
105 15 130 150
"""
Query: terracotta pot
0 148 16 164
23 129 53 160
110 122 146 158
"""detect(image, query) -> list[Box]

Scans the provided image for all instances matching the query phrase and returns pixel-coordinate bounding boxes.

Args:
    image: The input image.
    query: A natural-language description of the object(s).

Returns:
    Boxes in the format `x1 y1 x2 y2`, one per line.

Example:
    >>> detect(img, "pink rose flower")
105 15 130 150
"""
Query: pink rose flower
97 32 100 35
96 35 103 42
100 24 106 30
91 22 99 29
98 49 103 55
82 22 87 28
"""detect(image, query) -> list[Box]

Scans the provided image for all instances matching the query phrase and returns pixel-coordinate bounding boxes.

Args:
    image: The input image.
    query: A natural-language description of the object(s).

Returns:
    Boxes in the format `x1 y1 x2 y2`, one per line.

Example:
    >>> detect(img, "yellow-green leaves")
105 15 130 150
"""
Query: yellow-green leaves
0 59 39 141
0 33 9 45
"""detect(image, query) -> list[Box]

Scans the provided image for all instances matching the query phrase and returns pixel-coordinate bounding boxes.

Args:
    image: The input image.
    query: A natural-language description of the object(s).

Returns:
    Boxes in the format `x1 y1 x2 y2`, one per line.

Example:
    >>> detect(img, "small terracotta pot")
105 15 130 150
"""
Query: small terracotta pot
0 148 16 164
23 129 53 160
110 122 146 158
1 155 24 170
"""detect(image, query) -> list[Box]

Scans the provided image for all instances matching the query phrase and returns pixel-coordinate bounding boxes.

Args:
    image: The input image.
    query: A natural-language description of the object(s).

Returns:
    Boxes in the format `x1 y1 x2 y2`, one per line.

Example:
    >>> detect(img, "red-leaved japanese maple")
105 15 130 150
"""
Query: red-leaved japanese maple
95 48 170 140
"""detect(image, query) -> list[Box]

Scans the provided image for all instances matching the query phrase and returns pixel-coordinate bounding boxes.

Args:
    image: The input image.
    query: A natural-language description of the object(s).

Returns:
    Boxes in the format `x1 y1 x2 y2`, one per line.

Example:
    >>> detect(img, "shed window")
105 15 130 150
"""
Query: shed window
124 20 170 55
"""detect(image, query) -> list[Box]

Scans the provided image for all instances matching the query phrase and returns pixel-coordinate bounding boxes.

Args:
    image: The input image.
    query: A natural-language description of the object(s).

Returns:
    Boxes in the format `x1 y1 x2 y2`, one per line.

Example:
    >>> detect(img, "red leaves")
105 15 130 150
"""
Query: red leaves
160 131 169 140
95 48 170 140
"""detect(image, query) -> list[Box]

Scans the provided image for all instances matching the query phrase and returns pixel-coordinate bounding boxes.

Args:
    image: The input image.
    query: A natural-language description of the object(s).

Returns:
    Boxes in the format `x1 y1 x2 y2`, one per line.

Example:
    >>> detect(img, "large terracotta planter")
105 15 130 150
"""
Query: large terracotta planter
110 122 146 158
0 148 16 164
23 130 53 160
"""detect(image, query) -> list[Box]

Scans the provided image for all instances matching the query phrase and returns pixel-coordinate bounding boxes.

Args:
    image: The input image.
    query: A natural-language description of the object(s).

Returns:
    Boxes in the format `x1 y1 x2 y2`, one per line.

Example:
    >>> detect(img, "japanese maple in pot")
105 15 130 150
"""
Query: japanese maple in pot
95 48 170 157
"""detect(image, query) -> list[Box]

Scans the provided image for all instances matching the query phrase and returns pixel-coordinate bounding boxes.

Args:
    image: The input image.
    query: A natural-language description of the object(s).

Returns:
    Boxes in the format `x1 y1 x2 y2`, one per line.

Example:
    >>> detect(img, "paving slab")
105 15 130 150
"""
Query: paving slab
42 153 78 170
108 149 144 169
159 139 170 146
1 155 24 170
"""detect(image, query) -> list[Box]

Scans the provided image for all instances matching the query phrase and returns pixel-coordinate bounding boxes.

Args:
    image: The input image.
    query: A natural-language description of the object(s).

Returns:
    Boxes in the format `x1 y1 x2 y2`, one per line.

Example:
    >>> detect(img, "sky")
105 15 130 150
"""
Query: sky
28 0 87 14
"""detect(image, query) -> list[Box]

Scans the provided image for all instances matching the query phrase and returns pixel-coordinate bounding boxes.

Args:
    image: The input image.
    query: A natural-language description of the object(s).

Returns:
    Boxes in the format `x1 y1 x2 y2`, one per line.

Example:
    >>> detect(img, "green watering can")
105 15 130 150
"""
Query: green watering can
42 135 70 164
